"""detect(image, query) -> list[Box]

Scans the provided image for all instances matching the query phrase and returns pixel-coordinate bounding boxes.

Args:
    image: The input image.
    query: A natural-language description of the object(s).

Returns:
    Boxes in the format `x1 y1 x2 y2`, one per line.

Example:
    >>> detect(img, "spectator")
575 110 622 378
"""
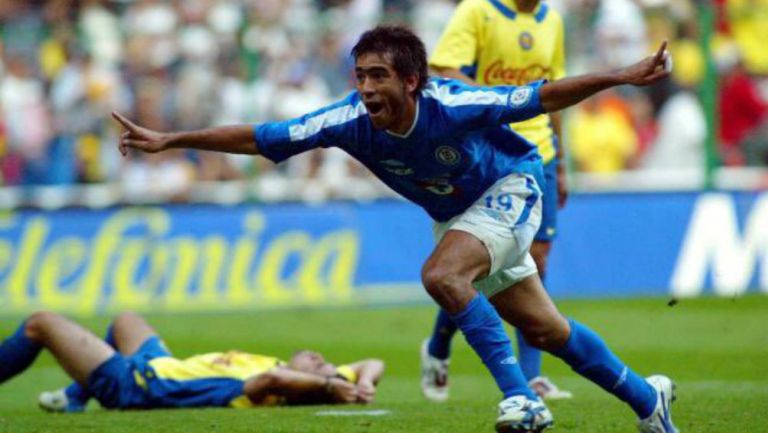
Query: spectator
717 44 768 166
569 90 639 173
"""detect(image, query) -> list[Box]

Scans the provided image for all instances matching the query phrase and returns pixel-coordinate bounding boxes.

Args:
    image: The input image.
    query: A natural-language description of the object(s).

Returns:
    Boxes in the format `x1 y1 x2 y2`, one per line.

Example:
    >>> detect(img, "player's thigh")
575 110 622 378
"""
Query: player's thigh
530 240 552 272
425 229 491 283
422 229 490 311
26 312 114 385
488 274 569 348
112 312 160 356
431 173 543 277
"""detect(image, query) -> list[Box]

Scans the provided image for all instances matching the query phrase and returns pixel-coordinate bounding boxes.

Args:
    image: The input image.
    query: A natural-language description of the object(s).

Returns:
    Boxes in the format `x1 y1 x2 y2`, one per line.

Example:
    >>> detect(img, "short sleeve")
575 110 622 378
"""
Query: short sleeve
428 78 547 130
254 93 363 164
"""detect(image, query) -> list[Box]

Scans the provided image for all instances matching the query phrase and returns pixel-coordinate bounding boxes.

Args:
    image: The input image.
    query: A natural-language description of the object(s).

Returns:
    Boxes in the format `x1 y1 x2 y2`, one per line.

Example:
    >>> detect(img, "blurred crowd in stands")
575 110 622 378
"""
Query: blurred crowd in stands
0 0 766 202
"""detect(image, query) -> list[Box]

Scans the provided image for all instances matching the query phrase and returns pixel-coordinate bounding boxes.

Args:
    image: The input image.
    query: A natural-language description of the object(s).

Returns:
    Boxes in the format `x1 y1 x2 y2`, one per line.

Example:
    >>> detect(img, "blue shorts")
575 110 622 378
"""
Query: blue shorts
534 159 559 242
87 336 171 409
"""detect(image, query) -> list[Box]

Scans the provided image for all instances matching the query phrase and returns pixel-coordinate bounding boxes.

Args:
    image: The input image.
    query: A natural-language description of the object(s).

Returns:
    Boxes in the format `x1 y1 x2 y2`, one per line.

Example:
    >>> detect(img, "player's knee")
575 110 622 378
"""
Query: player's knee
112 311 145 330
421 266 465 307
24 311 59 342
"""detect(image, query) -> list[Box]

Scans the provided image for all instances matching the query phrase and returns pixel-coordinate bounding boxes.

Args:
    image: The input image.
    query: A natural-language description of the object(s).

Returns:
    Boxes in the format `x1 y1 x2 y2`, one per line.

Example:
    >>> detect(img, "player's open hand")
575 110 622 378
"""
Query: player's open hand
328 377 359 404
618 41 672 86
112 111 173 156
356 380 377 404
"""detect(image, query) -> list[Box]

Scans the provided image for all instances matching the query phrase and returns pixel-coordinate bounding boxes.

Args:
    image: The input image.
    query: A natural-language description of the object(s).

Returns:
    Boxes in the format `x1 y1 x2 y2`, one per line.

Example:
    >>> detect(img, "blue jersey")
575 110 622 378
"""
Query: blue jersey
255 78 545 222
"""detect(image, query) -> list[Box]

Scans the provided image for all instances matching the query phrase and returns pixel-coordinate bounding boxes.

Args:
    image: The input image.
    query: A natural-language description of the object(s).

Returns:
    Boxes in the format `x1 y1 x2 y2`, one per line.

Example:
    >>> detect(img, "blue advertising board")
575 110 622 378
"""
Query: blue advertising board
0 191 765 315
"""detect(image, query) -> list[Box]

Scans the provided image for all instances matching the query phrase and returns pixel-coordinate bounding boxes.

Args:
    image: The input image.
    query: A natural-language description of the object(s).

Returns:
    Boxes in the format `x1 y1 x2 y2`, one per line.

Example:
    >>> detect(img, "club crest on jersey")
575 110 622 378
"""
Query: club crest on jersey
435 146 461 166
518 32 534 51
510 87 533 107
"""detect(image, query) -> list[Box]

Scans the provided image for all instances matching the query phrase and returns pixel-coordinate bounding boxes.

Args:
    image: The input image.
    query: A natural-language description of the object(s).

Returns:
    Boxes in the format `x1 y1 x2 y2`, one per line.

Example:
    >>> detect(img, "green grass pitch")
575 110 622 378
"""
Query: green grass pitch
1 296 766 433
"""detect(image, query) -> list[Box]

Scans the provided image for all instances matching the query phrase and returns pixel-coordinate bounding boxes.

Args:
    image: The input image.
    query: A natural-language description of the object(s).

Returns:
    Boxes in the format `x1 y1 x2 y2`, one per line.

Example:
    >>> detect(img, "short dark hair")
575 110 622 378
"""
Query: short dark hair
351 25 428 93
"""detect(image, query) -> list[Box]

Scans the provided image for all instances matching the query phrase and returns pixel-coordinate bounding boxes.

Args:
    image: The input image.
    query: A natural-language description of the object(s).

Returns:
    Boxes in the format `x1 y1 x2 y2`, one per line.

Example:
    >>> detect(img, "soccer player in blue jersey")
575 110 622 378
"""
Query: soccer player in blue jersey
0 311 384 411
108 26 677 433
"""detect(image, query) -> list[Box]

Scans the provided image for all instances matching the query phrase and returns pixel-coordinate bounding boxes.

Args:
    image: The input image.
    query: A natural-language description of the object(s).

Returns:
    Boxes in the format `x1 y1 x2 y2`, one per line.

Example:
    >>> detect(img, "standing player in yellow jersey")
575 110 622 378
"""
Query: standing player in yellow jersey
0 311 384 411
421 0 572 402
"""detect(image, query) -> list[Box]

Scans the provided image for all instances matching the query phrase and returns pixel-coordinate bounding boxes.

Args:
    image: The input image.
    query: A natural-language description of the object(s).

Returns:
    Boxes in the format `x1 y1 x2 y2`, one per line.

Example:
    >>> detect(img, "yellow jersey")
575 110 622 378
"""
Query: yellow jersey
429 0 566 163
135 351 358 408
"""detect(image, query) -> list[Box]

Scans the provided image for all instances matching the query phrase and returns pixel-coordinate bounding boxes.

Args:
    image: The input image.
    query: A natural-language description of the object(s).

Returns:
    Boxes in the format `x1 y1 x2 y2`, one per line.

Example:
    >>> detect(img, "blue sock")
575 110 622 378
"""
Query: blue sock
516 328 542 381
450 295 536 400
63 382 89 410
428 309 457 359
0 321 42 383
553 319 657 418
62 324 117 409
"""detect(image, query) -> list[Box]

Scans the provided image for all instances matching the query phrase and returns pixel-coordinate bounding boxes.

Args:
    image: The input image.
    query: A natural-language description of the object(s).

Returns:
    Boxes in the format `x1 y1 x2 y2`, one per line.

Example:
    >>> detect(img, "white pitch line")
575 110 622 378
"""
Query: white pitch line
315 409 391 417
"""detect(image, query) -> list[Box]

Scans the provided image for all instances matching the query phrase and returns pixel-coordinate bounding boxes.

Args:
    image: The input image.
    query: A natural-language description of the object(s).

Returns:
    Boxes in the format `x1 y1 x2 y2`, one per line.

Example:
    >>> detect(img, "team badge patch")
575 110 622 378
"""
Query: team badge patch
519 32 534 50
510 87 533 107
435 146 461 166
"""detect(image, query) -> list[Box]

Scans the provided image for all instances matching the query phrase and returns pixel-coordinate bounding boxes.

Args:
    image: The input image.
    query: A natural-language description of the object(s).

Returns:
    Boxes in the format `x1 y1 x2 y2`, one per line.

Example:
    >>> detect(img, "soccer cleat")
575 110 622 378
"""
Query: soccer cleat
528 376 573 400
420 338 450 402
38 388 86 413
495 395 554 433
638 375 679 433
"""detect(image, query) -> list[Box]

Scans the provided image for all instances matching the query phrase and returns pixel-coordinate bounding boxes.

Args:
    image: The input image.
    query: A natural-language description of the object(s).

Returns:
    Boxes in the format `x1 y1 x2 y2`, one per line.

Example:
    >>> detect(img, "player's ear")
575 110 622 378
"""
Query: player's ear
403 74 419 94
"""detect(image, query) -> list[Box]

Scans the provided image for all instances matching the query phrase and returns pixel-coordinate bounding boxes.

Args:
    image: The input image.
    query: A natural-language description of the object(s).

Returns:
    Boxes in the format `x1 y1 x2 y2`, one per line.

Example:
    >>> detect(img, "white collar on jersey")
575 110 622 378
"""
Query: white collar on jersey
385 99 419 139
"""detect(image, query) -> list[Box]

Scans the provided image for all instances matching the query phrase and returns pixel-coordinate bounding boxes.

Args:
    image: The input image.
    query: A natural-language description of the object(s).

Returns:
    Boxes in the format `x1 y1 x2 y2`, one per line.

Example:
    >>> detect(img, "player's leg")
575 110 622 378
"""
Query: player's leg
420 308 456 401
425 309 457 360
40 312 161 412
0 317 44 383
425 173 555 432
422 230 536 402
517 241 549 383
4 312 115 386
490 275 673 426
110 311 162 355
518 158 571 400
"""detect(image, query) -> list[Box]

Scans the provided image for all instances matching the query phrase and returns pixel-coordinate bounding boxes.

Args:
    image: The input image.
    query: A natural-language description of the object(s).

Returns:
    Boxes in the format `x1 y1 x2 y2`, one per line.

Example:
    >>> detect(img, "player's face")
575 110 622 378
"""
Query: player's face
355 52 418 132
288 350 337 376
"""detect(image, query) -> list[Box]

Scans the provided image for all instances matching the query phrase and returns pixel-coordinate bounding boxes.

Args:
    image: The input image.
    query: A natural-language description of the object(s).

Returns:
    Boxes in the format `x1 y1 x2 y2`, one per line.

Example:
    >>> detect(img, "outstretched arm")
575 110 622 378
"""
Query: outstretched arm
540 41 671 113
348 358 385 403
112 112 259 156
243 368 359 406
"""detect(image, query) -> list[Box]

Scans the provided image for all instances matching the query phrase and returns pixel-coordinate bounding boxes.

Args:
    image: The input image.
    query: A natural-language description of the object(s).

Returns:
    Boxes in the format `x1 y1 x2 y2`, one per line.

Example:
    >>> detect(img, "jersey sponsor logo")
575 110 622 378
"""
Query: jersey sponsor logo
434 146 461 166
379 159 414 175
483 61 551 86
510 87 533 107
518 31 534 50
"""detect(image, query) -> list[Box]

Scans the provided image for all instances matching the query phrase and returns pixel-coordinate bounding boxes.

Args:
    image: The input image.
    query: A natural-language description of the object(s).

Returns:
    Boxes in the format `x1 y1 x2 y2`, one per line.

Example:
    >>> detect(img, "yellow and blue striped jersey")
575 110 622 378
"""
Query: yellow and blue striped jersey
135 351 357 409
429 0 565 163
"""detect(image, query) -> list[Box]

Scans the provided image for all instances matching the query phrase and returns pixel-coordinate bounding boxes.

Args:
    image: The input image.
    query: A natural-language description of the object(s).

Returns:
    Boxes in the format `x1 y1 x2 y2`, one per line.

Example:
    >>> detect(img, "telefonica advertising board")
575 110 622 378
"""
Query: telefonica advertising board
0 192 765 315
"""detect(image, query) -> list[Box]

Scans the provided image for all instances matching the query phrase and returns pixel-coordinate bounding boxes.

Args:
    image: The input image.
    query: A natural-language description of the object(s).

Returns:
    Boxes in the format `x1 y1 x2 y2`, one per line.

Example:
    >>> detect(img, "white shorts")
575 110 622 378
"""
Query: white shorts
433 173 542 298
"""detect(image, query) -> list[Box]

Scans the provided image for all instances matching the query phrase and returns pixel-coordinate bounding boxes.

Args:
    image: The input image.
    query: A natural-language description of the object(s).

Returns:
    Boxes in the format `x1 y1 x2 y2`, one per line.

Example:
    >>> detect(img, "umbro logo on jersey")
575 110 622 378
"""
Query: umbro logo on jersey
379 159 414 175
510 87 533 107
435 146 461 166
